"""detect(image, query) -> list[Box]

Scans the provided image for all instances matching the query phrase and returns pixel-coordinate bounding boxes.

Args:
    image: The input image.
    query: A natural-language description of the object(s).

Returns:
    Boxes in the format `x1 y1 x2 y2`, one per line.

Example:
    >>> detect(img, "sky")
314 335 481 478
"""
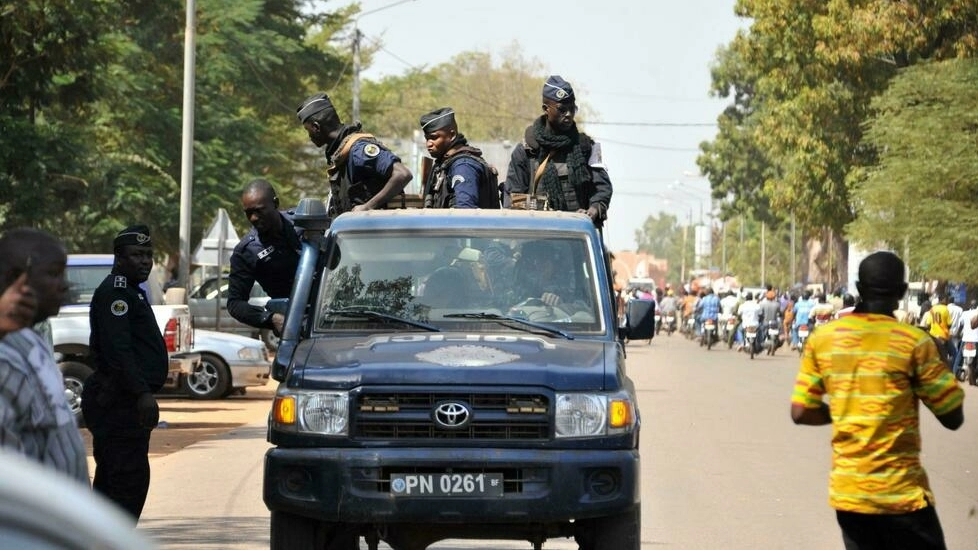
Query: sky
338 0 746 252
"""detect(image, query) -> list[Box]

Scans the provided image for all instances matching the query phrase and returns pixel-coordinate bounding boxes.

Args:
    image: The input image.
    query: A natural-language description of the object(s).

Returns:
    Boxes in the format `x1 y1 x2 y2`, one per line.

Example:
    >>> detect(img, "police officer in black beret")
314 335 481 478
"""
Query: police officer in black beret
420 107 500 209
297 92 413 216
82 224 168 521
227 178 301 334
505 75 613 227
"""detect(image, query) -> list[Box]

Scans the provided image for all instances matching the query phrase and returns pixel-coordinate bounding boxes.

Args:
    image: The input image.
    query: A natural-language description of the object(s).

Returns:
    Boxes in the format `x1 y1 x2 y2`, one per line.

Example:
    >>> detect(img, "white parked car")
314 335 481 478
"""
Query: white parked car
183 329 271 399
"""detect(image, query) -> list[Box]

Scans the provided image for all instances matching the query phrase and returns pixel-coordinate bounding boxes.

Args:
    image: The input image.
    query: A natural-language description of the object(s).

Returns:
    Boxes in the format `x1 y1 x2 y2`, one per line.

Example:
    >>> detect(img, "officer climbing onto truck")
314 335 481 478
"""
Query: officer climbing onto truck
296 92 413 217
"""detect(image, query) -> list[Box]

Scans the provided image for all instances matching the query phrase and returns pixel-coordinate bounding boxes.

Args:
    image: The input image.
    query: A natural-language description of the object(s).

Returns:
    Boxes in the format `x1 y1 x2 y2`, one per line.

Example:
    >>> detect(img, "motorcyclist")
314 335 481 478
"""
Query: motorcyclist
697 287 721 346
736 292 762 353
659 289 680 333
758 291 783 352
791 291 816 350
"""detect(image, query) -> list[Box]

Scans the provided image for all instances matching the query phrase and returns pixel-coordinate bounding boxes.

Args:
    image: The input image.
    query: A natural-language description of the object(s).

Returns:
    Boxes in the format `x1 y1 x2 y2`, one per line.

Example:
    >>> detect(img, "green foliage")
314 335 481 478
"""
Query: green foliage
847 58 978 282
357 46 547 142
702 0 978 285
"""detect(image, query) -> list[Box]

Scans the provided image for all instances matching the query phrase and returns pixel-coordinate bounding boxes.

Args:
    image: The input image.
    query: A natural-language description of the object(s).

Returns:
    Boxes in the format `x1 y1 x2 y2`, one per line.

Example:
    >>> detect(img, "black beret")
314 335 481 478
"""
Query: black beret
542 75 574 102
420 107 456 133
114 224 152 248
296 92 336 124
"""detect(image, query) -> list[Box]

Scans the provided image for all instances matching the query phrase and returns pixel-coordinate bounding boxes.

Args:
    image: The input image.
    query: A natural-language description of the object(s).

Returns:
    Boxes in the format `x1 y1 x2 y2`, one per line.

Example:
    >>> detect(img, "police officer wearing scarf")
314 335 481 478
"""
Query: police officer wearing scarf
227 179 301 335
505 75 612 227
296 92 413 217
82 224 168 521
420 107 500 209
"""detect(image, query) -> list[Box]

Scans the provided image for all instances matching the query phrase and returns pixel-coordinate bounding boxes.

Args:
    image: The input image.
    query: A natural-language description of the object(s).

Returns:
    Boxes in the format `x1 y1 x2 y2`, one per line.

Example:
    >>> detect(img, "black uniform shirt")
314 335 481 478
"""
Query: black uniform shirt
89 274 169 395
227 212 302 329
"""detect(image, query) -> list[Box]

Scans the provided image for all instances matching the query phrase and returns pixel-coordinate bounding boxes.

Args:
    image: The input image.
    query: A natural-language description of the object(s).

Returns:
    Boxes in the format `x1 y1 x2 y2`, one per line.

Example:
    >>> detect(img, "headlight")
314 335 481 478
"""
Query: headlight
272 392 349 436
236 346 265 361
555 393 636 438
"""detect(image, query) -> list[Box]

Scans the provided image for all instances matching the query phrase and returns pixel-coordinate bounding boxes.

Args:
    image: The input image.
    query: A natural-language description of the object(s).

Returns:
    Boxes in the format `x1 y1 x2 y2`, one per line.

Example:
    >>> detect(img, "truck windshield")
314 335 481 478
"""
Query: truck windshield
313 232 604 335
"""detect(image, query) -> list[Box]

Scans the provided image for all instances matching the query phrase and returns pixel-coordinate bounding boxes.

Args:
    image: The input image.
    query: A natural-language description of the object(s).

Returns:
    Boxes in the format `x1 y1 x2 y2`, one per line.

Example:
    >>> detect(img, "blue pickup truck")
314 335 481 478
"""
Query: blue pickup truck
262 202 647 549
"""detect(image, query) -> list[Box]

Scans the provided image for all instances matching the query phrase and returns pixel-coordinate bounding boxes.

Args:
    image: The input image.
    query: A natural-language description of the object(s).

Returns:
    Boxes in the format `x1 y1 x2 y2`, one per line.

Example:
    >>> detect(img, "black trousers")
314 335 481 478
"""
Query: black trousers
836 505 947 550
82 379 153 521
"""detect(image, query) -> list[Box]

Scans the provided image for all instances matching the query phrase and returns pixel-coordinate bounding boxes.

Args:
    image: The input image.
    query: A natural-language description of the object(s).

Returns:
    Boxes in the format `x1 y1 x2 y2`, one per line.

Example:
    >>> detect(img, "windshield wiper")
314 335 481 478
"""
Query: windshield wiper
322 308 441 332
443 312 574 340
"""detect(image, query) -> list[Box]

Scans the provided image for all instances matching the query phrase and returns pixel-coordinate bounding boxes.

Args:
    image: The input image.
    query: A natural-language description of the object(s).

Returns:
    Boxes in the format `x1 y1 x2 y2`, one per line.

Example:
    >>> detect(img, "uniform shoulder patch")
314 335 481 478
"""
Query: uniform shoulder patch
113 275 127 288
363 143 380 157
451 174 465 187
110 299 129 317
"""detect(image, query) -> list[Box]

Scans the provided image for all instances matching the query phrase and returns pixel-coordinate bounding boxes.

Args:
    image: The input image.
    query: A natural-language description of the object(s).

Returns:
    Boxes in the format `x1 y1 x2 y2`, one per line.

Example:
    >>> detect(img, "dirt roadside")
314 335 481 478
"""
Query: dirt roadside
80 379 278 459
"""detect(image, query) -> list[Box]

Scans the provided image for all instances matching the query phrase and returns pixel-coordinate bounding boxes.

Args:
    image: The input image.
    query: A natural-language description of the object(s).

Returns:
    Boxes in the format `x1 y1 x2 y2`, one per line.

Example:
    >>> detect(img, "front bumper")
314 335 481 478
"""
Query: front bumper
165 353 201 389
228 360 272 389
263 446 640 523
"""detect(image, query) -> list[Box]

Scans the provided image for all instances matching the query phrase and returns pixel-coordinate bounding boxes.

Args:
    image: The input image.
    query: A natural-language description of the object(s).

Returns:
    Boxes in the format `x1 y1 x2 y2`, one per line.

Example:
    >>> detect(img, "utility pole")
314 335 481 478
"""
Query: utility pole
352 25 362 122
350 0 415 123
178 0 197 292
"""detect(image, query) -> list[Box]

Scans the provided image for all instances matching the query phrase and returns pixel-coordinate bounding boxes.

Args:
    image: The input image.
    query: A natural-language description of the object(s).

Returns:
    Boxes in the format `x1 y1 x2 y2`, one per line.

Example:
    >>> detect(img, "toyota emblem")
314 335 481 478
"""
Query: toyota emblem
432 401 471 429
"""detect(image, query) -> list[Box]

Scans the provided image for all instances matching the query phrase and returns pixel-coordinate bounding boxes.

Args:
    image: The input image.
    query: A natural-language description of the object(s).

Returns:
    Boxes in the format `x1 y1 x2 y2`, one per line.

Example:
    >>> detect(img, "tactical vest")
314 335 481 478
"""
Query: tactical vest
423 146 500 209
326 133 395 216
522 126 595 212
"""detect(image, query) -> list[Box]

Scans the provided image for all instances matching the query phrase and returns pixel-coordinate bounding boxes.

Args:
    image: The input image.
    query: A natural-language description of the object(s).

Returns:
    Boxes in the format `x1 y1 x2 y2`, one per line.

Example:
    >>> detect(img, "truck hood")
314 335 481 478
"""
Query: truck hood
289 333 618 391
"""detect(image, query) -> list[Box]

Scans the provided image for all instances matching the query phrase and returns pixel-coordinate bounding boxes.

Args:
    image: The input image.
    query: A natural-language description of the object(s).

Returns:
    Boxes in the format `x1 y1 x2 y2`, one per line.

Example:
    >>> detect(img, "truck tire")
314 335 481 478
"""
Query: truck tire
60 361 92 428
574 506 641 549
182 353 229 400
269 511 358 550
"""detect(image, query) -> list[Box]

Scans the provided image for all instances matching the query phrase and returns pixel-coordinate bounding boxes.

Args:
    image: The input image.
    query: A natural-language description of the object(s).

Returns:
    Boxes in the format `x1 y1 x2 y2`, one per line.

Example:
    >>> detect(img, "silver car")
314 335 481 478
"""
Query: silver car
188 276 279 350
183 329 271 399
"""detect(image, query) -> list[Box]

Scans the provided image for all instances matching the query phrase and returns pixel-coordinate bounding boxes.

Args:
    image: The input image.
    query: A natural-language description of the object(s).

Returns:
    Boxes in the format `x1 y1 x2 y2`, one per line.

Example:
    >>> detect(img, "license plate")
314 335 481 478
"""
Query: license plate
965 346 976 358
745 329 757 338
704 322 715 330
391 472 504 497
768 328 779 336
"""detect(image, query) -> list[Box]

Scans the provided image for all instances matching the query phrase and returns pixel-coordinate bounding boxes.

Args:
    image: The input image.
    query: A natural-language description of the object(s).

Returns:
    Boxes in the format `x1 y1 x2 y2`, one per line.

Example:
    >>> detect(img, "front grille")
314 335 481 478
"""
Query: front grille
352 392 551 441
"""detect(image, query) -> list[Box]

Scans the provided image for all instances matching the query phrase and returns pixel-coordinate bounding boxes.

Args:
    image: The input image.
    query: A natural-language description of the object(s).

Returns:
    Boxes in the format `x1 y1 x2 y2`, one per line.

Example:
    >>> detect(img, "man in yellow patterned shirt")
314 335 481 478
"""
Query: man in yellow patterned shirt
790 251 964 550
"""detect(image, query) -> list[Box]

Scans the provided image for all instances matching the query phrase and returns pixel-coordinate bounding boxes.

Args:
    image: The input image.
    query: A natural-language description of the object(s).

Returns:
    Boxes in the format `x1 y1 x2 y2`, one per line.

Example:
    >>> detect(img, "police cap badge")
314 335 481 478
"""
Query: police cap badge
420 107 456 133
542 75 575 102
113 224 152 249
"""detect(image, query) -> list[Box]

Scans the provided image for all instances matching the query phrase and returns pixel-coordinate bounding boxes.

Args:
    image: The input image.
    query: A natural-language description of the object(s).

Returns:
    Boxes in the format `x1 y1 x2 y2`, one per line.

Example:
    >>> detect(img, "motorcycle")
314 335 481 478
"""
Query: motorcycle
654 309 662 336
796 323 811 356
701 318 718 350
663 313 677 336
743 325 759 359
683 317 696 340
723 315 737 349
960 341 977 385
764 320 782 356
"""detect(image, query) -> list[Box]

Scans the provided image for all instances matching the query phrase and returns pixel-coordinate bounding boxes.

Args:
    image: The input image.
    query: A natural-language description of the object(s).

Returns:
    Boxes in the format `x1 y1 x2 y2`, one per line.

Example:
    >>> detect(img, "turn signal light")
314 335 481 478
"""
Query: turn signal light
273 396 296 424
609 399 632 429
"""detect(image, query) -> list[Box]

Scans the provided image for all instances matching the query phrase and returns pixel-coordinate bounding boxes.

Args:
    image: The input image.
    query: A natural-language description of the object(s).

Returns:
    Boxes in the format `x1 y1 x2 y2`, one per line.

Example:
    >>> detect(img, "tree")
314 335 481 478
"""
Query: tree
702 0 978 287
847 58 978 283
358 45 550 142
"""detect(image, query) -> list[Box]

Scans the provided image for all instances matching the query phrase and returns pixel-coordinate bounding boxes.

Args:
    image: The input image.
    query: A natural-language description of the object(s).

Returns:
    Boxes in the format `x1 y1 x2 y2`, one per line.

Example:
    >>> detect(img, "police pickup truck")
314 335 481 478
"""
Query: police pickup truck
262 202 646 549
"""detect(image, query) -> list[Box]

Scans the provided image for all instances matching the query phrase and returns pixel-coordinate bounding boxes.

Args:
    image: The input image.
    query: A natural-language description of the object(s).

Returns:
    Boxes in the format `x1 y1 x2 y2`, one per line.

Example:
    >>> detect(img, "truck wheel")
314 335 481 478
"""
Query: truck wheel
60 361 92 427
182 353 229 400
270 511 359 550
574 506 641 549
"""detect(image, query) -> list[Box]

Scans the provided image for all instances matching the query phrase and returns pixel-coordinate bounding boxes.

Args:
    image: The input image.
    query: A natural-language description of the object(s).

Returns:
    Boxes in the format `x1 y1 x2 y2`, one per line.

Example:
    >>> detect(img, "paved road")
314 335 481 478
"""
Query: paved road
134 334 978 549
